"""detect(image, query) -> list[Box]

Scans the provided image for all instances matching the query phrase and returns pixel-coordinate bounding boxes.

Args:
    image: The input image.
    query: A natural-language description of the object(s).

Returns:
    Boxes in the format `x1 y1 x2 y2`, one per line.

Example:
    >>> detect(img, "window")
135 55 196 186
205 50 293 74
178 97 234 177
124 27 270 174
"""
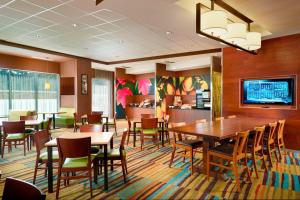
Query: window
0 68 59 116
92 78 113 117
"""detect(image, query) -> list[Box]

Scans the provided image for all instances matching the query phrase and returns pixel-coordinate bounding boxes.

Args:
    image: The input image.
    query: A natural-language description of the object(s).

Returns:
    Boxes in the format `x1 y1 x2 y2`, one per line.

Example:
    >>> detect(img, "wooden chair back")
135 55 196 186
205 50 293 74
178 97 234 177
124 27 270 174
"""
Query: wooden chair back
120 129 128 151
3 177 46 200
57 137 91 159
87 114 102 124
141 114 154 119
253 126 265 149
267 122 278 143
195 119 207 123
34 130 50 156
141 118 158 129
92 111 103 115
215 117 224 121
164 115 170 128
277 120 285 141
227 115 236 119
73 112 80 123
46 117 52 131
2 121 25 136
233 130 249 159
20 115 37 120
80 124 103 132
170 122 186 142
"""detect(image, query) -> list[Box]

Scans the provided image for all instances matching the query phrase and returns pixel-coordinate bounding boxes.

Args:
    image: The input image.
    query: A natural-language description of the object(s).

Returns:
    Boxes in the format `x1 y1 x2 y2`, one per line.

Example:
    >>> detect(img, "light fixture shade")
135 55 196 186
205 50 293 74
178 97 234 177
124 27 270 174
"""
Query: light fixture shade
201 10 227 37
244 32 261 50
226 23 247 45
45 81 51 90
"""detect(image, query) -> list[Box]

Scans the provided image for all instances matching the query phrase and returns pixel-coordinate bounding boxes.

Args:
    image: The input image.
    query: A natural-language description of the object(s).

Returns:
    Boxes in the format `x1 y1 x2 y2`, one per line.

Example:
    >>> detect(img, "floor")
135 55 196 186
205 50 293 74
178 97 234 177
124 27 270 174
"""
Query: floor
0 121 299 200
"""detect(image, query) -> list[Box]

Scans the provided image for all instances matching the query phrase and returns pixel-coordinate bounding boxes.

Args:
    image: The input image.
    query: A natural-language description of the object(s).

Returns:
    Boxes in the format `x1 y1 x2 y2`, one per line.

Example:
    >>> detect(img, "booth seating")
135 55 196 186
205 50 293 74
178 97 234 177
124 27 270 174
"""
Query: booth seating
55 107 75 128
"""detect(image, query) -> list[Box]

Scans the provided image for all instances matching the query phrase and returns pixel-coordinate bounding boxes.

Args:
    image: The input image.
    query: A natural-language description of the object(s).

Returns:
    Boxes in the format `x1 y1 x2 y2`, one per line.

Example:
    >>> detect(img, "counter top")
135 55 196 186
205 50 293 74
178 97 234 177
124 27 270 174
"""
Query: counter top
168 107 210 111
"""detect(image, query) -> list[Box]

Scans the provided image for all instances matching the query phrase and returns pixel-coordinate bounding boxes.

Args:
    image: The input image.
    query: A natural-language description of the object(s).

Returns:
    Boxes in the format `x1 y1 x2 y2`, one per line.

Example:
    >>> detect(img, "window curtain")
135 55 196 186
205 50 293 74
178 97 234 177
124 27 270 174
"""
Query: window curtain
93 70 114 117
0 67 59 116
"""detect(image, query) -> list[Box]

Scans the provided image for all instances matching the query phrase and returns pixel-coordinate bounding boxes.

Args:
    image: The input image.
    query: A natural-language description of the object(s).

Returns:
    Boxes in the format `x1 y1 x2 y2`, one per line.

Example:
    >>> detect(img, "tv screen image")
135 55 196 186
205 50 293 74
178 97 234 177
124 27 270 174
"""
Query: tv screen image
242 78 295 105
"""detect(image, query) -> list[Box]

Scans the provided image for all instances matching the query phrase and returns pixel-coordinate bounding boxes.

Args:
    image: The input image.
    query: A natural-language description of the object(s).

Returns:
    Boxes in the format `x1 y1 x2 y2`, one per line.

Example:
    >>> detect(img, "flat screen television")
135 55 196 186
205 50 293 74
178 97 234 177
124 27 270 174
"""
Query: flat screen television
241 77 295 105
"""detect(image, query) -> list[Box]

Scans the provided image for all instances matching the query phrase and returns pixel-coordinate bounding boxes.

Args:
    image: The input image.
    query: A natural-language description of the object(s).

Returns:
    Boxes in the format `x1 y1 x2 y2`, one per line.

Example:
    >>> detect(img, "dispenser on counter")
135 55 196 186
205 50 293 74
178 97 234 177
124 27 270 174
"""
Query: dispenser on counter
196 90 211 109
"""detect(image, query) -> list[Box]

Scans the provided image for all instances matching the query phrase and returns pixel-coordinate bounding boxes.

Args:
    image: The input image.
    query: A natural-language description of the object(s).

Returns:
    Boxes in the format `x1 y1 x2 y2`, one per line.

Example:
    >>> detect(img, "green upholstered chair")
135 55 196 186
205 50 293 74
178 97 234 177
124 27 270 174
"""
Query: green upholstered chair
56 137 97 199
105 112 117 135
55 107 75 128
8 110 36 121
97 129 128 182
140 117 159 150
20 115 38 150
1 121 27 158
33 129 58 184
126 116 141 145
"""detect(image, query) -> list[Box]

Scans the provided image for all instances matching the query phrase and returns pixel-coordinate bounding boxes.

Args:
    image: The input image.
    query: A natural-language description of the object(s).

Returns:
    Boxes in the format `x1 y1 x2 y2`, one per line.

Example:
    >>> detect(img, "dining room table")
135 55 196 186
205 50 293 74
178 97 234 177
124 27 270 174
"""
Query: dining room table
0 119 43 155
38 111 67 129
81 114 109 131
131 118 166 147
169 117 277 174
45 131 114 193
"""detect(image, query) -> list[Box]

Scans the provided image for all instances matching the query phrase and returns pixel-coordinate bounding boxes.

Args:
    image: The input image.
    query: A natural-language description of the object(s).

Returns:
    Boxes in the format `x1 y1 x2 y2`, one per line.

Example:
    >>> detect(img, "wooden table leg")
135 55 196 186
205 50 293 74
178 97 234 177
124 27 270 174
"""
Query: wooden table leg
0 127 2 155
52 114 56 129
110 136 113 171
133 122 136 147
47 146 54 193
201 137 214 174
161 122 165 147
106 117 108 132
104 144 108 190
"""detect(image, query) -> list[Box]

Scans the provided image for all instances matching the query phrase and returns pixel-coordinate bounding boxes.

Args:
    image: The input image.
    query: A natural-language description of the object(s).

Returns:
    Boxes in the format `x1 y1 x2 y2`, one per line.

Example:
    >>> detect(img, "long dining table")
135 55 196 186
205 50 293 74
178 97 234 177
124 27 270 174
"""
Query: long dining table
169 117 276 174
45 131 114 193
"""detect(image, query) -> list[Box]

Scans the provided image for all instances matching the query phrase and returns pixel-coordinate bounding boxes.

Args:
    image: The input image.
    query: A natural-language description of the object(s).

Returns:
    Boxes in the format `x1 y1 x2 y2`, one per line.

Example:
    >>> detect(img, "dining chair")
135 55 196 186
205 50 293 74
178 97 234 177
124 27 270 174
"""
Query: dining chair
20 115 37 149
87 114 102 125
158 115 170 144
46 118 53 139
141 117 159 150
56 137 97 199
247 126 267 178
264 122 279 167
97 129 128 183
227 115 237 119
141 114 154 118
73 112 82 132
215 117 224 121
33 130 59 184
2 121 27 158
169 122 203 175
276 120 286 160
126 116 141 145
92 111 103 115
2 177 46 200
106 112 117 135
207 130 251 192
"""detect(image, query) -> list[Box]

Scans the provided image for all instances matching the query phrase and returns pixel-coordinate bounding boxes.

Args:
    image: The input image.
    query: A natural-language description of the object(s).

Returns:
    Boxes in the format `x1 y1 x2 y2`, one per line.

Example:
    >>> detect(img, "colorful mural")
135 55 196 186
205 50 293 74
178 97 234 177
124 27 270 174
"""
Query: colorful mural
116 77 155 118
156 75 210 118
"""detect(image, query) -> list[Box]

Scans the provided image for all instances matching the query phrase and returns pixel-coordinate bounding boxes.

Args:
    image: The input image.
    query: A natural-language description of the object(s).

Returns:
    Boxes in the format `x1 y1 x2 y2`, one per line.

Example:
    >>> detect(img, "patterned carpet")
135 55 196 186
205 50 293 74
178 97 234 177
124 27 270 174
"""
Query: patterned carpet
0 125 300 200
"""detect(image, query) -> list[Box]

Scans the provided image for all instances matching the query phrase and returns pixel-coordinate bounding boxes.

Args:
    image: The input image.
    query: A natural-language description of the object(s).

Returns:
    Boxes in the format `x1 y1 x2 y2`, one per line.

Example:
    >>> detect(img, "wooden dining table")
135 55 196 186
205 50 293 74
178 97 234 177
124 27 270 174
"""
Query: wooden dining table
131 118 166 147
0 119 43 154
81 114 109 132
169 117 276 174
45 131 114 193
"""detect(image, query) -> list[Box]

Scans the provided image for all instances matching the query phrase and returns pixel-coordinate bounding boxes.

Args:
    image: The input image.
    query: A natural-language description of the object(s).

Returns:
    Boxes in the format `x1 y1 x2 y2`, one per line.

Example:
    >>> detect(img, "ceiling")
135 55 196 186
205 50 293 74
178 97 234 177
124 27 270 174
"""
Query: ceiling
0 0 300 63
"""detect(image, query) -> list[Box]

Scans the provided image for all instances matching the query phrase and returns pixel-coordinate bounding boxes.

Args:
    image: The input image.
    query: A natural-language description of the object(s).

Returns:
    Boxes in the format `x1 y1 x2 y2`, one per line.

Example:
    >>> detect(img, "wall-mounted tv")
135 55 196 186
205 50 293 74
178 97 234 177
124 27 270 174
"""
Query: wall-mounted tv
241 77 295 106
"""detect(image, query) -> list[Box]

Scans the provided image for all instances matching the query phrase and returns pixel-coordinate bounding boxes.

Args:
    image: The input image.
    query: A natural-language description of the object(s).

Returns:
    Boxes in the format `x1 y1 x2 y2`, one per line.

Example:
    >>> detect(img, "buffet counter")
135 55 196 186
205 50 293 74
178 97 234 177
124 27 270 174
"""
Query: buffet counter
125 107 155 119
168 108 211 123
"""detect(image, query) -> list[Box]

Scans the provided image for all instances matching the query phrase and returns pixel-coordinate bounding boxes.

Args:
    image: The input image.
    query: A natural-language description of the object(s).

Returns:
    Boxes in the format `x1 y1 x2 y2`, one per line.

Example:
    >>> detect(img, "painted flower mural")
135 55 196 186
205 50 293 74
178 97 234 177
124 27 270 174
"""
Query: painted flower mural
117 87 133 108
138 79 152 95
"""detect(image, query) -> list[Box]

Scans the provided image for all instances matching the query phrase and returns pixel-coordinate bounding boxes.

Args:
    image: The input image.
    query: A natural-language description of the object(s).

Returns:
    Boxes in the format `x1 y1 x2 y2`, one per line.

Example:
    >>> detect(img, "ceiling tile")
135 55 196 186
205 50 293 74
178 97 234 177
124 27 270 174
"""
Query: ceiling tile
77 15 107 26
24 0 67 9
92 9 126 22
95 23 120 33
0 7 30 20
8 0 45 15
24 16 54 27
37 11 68 23
0 14 16 26
12 21 42 32
52 4 87 18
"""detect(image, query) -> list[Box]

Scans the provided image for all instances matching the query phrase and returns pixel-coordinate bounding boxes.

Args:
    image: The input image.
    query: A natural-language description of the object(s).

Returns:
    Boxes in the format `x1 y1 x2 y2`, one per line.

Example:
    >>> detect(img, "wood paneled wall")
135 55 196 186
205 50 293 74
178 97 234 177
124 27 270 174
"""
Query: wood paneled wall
222 33 300 150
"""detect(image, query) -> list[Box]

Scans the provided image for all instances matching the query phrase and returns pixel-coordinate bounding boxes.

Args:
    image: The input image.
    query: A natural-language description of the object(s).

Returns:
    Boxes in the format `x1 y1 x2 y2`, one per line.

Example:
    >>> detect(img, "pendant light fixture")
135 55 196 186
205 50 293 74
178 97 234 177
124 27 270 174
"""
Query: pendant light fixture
226 23 247 45
243 31 262 50
201 10 228 37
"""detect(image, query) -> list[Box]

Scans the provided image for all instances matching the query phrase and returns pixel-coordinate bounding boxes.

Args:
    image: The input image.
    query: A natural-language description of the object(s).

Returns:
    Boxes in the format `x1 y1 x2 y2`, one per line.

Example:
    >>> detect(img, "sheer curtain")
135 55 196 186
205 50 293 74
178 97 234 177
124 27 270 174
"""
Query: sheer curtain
93 70 114 117
0 67 59 115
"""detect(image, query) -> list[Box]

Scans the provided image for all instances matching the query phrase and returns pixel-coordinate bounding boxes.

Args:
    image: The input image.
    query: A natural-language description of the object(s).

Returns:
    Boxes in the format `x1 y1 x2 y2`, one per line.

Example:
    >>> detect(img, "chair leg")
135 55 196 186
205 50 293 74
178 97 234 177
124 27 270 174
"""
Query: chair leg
124 159 128 174
126 132 130 145
233 161 241 192
93 159 98 184
206 153 210 181
156 136 160 149
252 151 259 178
169 147 176 167
33 160 39 184
114 125 117 136
56 168 61 199
89 169 93 198
141 135 144 150
1 141 5 158
183 150 186 163
273 143 279 162
23 140 26 156
121 159 126 183
190 148 194 175
267 144 273 168
244 157 251 183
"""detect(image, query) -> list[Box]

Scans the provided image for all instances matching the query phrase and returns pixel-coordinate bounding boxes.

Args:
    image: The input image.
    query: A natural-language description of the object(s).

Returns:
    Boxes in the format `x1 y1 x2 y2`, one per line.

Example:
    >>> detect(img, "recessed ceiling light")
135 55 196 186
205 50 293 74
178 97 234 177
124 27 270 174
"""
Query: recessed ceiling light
72 23 78 28
166 31 172 35
36 34 41 38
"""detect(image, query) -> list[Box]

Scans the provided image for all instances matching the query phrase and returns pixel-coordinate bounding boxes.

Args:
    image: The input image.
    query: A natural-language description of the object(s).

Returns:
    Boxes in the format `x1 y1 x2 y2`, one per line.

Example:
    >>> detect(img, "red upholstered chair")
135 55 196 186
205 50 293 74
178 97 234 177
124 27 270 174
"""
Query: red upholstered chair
1 121 27 158
3 177 46 200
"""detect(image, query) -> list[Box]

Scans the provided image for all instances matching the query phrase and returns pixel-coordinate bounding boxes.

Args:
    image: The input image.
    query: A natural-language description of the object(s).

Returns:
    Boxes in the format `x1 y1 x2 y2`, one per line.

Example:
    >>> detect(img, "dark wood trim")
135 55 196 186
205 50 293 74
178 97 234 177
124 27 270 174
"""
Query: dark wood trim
214 0 253 24
108 49 222 65
0 39 221 65
96 0 104 5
